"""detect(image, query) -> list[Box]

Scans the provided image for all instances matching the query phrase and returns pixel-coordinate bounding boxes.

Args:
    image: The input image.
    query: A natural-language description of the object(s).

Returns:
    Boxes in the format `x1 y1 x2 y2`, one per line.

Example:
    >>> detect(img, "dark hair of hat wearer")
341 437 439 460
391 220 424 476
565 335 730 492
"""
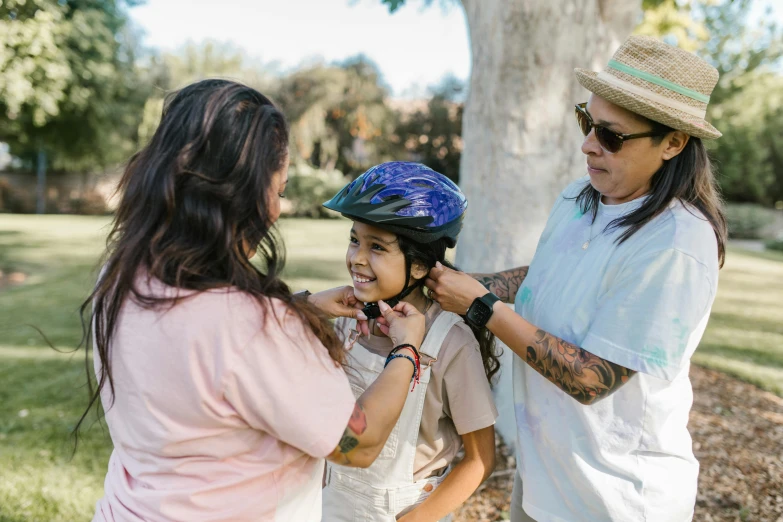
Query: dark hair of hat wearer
572 117 727 268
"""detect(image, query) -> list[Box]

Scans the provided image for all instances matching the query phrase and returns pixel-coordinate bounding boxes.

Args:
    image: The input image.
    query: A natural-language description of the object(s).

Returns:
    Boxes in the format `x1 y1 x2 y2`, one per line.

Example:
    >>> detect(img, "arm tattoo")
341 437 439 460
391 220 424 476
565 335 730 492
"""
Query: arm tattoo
525 329 635 404
347 403 367 435
474 266 529 303
330 403 366 465
338 434 359 453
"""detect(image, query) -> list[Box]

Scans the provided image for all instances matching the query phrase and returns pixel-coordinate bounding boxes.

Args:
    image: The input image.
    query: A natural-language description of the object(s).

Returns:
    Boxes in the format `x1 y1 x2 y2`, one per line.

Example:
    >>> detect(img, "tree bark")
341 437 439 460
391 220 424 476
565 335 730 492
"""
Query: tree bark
456 0 641 271
455 0 641 447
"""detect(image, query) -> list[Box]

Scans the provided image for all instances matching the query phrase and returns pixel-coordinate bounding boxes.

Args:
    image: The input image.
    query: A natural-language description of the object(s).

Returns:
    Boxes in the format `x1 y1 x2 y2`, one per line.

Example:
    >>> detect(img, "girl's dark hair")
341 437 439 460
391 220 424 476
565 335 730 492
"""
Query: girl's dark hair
573 118 727 268
75 79 343 441
397 235 502 384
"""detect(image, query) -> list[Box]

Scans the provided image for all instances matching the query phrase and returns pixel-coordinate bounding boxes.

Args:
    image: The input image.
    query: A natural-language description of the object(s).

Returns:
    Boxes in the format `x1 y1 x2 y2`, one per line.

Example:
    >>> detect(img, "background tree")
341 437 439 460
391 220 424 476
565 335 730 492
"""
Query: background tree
273 55 398 176
381 0 642 271
392 74 464 182
136 40 273 146
0 0 149 212
640 0 783 204
379 0 642 445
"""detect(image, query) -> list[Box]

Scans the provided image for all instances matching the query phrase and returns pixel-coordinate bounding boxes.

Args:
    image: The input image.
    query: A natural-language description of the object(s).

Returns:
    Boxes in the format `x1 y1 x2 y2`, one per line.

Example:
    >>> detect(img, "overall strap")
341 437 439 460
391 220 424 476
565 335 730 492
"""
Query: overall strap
419 311 462 360
417 312 462 384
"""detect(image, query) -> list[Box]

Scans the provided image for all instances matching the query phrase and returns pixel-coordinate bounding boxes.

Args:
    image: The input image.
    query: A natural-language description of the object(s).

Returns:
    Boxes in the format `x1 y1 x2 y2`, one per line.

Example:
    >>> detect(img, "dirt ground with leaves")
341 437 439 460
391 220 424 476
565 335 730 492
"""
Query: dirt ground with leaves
453 365 783 522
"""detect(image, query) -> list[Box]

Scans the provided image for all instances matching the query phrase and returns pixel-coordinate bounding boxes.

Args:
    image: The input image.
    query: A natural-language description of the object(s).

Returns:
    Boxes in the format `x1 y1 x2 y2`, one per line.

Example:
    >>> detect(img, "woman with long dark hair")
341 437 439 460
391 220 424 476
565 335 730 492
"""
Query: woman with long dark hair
426 36 727 521
81 79 425 522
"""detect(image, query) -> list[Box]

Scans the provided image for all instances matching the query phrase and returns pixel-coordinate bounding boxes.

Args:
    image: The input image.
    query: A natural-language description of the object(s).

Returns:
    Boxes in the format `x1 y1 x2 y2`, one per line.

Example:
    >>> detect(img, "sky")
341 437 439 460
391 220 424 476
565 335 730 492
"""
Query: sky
129 0 783 98
129 0 471 98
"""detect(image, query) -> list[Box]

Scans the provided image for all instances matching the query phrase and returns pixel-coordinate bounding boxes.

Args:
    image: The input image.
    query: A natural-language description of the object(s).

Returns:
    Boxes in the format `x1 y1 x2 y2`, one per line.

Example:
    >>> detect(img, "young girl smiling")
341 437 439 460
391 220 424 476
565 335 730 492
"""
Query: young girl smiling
321 162 500 522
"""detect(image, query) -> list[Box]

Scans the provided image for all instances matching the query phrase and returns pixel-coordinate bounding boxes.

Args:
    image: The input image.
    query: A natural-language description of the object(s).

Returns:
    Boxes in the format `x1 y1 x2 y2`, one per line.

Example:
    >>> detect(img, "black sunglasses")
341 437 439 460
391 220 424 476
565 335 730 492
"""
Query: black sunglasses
574 103 665 154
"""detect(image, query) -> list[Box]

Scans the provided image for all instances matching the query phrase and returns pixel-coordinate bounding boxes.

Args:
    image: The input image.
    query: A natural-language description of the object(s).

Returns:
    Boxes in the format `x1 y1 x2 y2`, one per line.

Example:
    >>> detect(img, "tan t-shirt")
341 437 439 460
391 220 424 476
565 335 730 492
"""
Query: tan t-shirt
335 302 498 480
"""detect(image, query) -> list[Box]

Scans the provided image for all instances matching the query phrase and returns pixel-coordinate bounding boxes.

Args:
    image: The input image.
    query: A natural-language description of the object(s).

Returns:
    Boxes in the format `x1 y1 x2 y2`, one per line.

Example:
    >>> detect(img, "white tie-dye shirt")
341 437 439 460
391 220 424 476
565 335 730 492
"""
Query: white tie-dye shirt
514 176 718 522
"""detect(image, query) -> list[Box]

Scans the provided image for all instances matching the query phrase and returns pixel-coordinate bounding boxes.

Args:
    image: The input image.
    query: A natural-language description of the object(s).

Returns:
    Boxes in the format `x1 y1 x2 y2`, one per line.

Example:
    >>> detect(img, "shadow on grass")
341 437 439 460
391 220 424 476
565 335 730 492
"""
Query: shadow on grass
708 312 783 335
699 343 783 369
0 347 112 477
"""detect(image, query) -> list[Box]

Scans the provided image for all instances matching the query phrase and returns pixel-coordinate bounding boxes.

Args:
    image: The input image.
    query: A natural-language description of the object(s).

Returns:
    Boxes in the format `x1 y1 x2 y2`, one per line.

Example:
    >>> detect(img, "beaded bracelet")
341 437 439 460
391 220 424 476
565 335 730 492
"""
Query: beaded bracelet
385 354 420 391
389 344 421 382
390 343 420 360
385 344 422 392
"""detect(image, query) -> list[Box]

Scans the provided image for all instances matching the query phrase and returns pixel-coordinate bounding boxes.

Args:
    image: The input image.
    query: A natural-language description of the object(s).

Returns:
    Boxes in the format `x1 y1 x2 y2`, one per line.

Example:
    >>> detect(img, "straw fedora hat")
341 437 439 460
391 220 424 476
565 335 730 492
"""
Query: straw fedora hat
575 35 721 140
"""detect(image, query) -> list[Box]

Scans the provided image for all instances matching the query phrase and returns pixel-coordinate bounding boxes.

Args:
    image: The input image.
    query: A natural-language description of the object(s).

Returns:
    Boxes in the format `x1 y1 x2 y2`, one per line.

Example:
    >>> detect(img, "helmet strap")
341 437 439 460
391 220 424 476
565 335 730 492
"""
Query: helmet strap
361 257 423 319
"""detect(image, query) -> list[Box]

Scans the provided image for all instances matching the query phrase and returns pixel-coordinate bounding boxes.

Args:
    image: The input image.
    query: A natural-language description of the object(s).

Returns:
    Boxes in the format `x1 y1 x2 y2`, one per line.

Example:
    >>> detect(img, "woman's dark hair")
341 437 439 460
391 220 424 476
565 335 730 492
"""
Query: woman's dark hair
74 79 343 441
397 235 502 384
573 118 727 268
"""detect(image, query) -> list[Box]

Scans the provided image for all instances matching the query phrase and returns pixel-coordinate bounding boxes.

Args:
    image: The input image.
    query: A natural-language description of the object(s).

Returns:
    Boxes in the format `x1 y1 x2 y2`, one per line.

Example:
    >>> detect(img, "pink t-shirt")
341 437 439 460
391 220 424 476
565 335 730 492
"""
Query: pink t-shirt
92 277 354 522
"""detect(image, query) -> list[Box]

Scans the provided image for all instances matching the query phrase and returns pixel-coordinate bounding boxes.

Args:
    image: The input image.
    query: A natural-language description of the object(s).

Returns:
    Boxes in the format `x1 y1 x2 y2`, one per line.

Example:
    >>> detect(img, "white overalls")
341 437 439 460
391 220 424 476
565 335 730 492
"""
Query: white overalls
322 311 462 522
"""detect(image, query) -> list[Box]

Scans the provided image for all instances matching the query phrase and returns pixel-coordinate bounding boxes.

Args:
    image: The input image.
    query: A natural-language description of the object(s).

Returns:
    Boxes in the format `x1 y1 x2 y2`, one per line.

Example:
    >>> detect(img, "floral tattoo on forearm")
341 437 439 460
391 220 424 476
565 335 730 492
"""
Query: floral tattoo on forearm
526 329 635 404
473 266 529 303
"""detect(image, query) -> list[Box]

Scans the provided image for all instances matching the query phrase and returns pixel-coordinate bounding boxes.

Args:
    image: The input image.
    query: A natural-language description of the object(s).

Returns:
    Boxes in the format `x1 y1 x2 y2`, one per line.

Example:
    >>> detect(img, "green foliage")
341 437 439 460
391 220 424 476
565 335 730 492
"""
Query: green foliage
133 40 274 147
639 0 783 206
636 0 710 52
273 55 398 176
0 0 150 171
699 0 782 105
724 203 776 239
284 162 347 218
766 238 783 252
710 72 783 204
392 75 464 182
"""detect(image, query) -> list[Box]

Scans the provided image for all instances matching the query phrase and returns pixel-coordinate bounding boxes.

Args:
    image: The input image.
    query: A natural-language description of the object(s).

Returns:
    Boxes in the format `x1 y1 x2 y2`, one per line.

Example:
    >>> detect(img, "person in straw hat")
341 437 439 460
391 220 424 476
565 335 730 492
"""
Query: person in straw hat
424 35 727 521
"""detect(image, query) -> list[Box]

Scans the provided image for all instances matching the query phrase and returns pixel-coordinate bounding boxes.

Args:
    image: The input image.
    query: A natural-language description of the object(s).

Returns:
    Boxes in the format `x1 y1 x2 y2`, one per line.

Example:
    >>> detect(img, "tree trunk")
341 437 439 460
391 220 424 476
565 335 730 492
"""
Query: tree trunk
455 0 640 446
36 148 47 214
456 0 640 271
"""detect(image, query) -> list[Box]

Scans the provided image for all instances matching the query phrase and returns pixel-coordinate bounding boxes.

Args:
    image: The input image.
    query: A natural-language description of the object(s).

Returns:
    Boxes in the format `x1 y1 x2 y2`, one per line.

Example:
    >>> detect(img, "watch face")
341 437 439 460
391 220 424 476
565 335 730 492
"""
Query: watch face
467 300 491 327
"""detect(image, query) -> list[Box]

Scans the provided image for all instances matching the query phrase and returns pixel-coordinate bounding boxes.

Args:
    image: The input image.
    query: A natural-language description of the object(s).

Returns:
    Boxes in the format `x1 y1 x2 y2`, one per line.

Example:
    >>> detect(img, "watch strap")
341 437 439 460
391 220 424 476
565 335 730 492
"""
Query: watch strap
478 292 501 310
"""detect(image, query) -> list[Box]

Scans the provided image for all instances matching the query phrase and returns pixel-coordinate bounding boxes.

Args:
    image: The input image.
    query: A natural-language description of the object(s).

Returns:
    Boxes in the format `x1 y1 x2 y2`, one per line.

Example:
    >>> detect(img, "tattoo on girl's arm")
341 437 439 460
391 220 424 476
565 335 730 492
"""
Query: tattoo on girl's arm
525 329 635 404
474 266 529 303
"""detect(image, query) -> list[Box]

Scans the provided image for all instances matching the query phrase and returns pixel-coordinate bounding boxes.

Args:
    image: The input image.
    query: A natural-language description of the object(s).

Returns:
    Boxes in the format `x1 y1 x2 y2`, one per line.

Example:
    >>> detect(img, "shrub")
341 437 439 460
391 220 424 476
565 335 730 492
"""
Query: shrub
0 179 35 213
725 203 775 240
69 189 108 215
766 239 783 252
284 162 347 218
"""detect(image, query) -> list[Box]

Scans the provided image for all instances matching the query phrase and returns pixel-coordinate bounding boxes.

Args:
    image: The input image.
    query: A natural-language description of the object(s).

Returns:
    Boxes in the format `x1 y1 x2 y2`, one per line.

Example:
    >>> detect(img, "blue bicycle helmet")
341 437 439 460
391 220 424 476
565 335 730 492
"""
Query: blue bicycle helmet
324 162 468 318
323 162 467 248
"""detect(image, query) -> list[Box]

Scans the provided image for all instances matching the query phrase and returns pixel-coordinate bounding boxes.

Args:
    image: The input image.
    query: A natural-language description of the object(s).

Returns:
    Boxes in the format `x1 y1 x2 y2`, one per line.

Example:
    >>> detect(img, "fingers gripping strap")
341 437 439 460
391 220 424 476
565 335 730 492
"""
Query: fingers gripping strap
342 311 461 362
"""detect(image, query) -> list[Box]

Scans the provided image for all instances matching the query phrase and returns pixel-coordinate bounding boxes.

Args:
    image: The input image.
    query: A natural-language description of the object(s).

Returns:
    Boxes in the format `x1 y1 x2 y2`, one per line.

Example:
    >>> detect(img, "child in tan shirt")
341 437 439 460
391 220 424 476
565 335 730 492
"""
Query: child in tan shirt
321 162 500 522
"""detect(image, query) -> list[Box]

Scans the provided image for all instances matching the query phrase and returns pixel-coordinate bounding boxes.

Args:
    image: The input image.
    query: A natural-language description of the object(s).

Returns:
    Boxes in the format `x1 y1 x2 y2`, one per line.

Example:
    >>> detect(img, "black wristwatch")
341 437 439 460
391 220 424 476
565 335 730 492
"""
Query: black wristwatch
465 292 501 329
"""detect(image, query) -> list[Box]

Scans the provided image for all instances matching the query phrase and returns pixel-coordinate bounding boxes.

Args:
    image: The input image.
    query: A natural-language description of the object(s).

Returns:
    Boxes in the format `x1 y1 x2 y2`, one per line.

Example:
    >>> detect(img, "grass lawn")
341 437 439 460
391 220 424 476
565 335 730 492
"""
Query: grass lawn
1 214 782 521
695 246 783 395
